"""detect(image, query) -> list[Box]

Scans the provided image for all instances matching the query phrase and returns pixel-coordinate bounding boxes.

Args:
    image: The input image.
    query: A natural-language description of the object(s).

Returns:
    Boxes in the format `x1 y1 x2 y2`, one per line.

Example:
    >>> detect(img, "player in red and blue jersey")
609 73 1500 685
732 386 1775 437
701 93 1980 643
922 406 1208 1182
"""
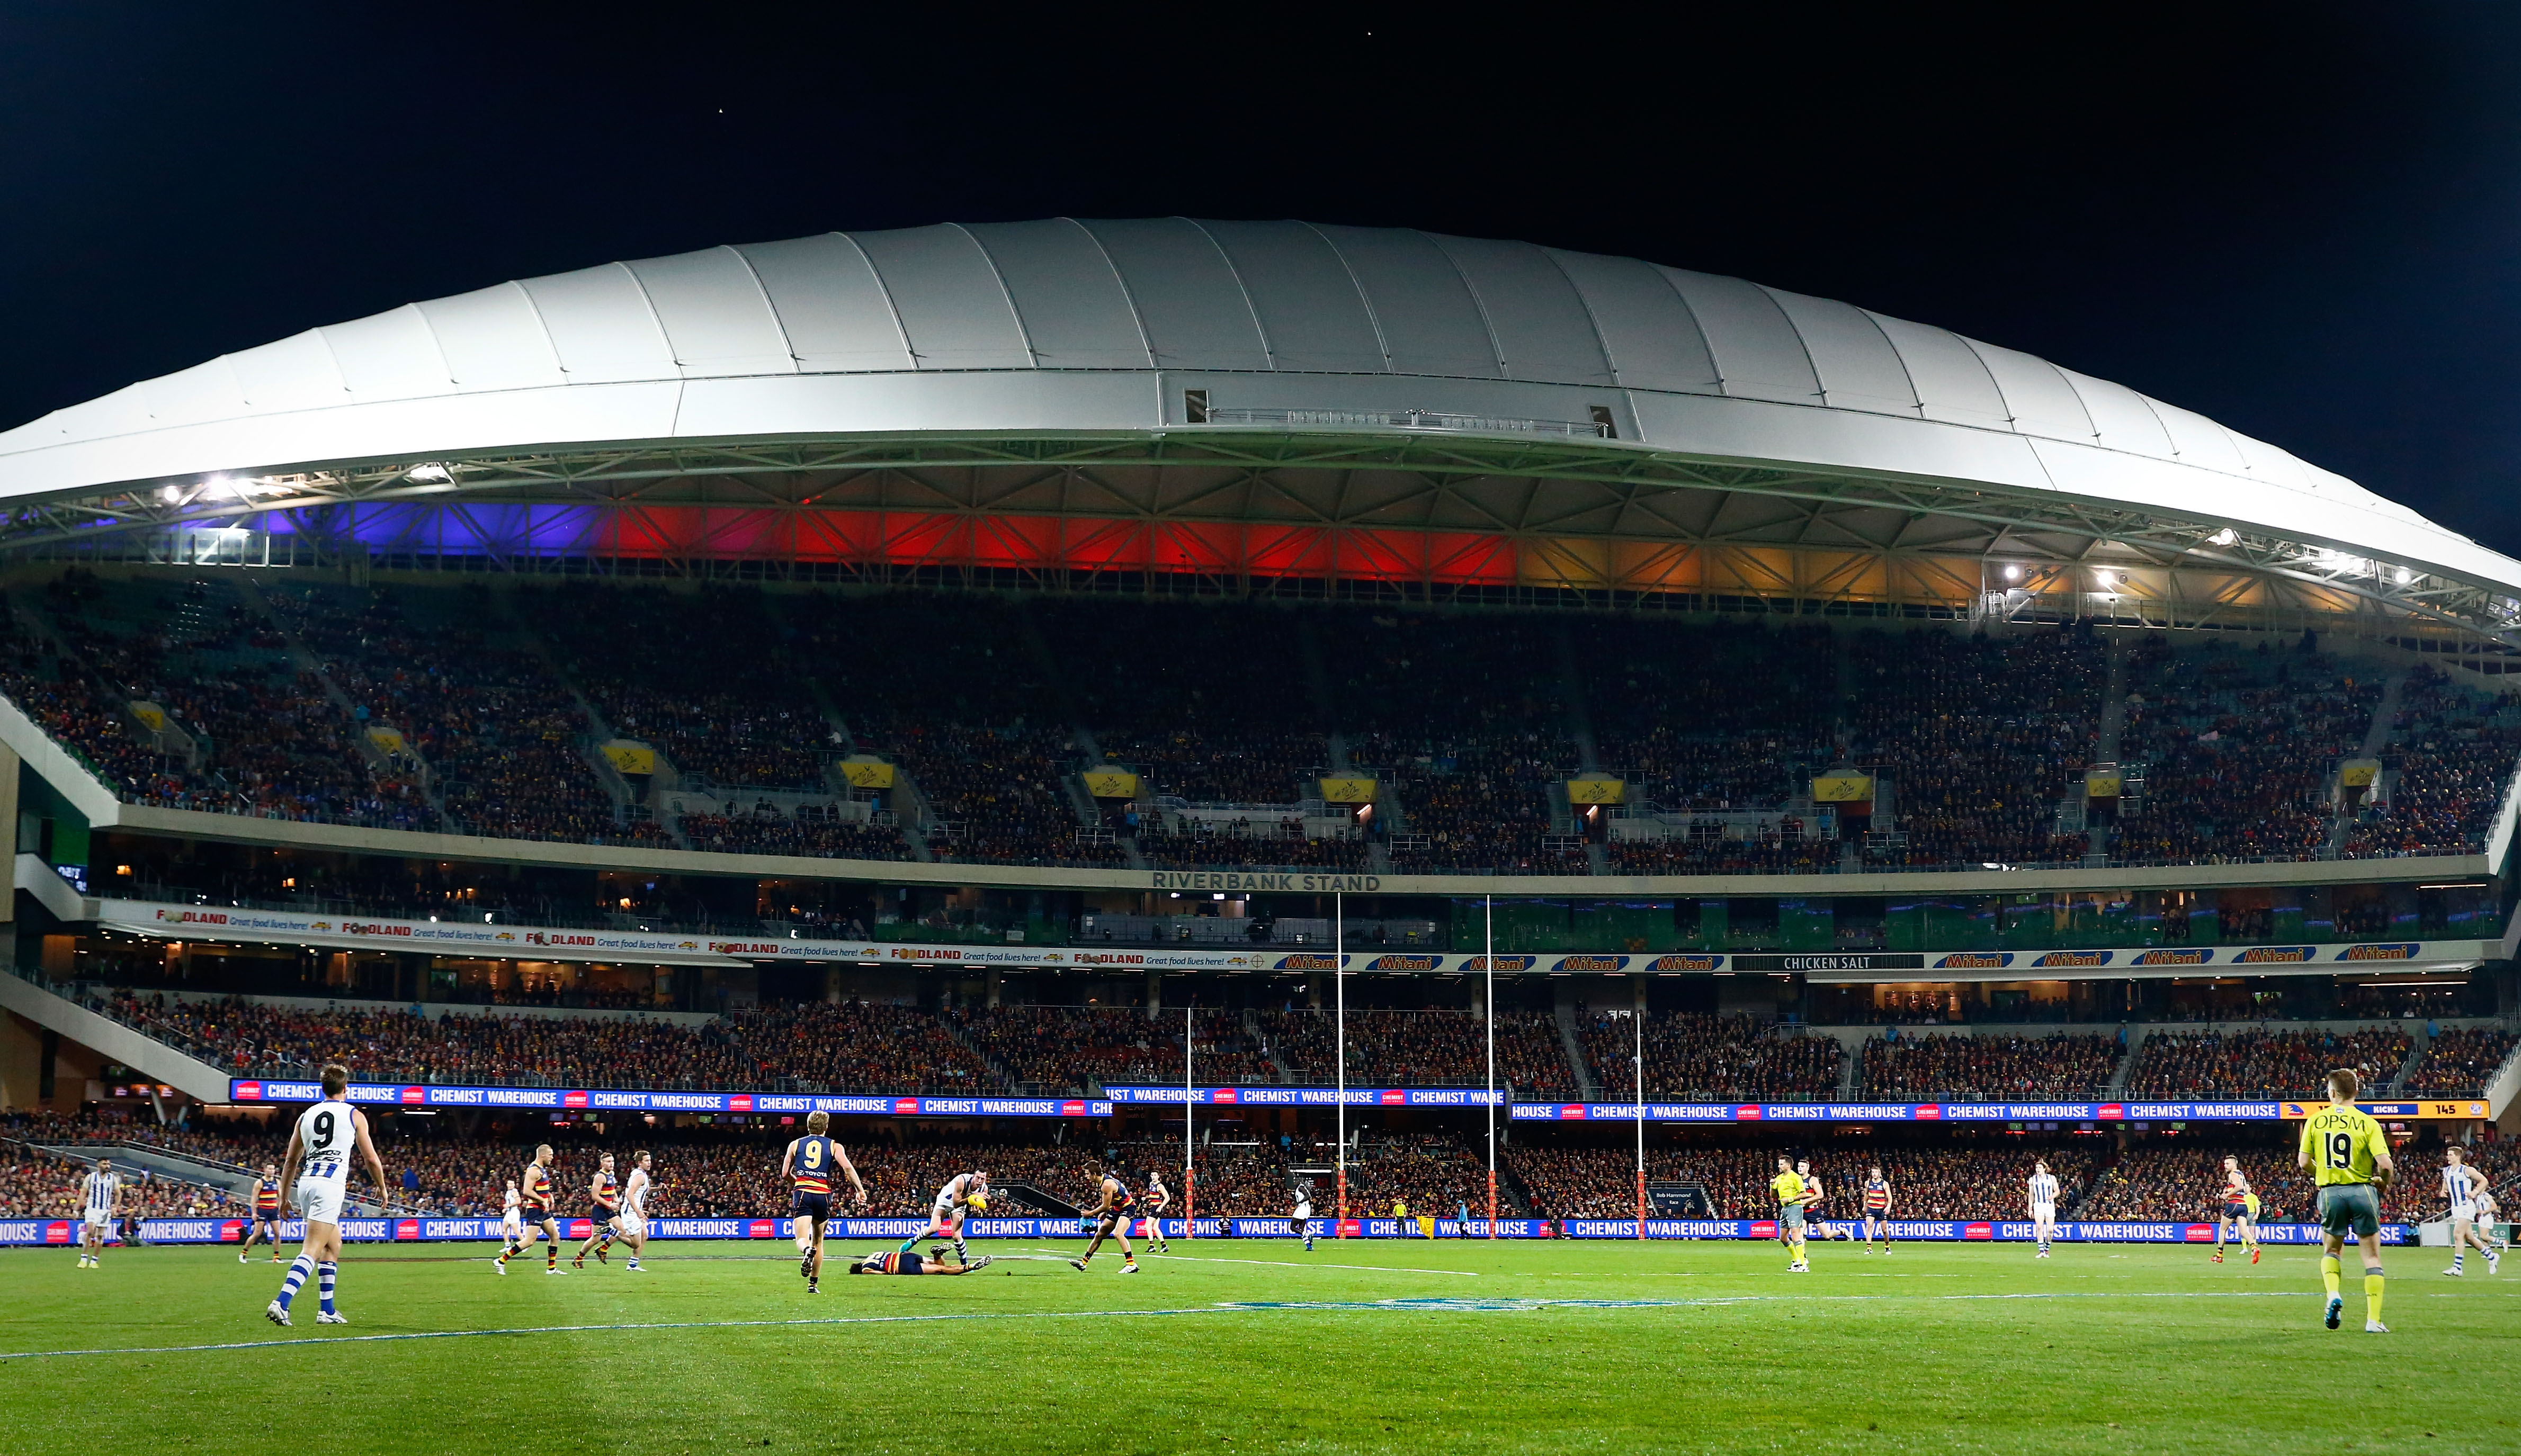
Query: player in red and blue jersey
571 1153 624 1268
848 1248 990 1275
238 1162 286 1265
1860 1166 1893 1255
782 1111 865 1295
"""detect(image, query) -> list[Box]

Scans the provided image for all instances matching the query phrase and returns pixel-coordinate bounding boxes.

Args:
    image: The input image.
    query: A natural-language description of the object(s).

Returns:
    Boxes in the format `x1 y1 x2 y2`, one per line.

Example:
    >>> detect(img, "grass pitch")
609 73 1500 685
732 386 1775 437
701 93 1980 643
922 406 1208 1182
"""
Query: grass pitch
4 1236 2515 1453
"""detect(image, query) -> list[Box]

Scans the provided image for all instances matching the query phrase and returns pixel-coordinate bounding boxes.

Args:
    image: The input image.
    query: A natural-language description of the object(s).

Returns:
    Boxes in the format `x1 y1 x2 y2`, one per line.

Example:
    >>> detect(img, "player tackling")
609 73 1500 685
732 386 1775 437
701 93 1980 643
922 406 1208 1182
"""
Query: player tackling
2299 1067 2395 1332
264 1063 386 1326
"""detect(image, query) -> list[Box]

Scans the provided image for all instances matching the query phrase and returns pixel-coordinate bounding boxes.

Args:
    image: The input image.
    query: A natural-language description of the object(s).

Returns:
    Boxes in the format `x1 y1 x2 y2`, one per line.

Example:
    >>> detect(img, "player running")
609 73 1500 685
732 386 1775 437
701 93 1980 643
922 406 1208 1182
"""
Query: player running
498 1179 522 1251
1771 1156 1809 1272
2441 1146 2500 1277
76 1157 120 1269
2299 1067 2396 1332
847 1248 992 1275
1070 1163 1141 1274
784 1111 859 1295
899 1167 981 1268
571 1152 625 1268
237 1162 285 1264
264 1063 386 1327
494 1145 565 1274
617 1151 652 1272
2027 1160 2061 1257
1141 1169 1173 1253
1861 1165 1893 1254
1292 1181 1316 1251
2211 1156 2261 1265
2472 1187 2508 1255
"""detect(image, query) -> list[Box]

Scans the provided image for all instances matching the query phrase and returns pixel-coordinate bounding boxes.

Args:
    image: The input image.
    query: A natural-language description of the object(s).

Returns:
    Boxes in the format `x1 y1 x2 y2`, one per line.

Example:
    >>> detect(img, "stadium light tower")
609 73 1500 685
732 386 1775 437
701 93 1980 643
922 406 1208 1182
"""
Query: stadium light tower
1485 893 1497 1239
1635 1004 1647 1240
1184 1002 1195 1242
1334 891 1346 1233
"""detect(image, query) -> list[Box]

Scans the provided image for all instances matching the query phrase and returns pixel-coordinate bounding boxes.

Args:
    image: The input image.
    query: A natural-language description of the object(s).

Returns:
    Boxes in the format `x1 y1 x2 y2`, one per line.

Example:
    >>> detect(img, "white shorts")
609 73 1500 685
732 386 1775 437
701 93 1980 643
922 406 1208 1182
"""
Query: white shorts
2452 1207 2479 1226
930 1206 964 1232
619 1213 647 1239
2030 1206 2057 1225
500 1214 522 1241
83 1209 111 1229
296 1180 346 1228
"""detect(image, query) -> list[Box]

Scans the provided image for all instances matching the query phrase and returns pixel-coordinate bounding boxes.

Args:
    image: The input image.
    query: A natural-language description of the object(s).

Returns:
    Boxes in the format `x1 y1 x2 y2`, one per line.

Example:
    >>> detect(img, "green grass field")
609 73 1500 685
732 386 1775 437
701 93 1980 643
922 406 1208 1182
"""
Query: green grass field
3 1236 2514 1453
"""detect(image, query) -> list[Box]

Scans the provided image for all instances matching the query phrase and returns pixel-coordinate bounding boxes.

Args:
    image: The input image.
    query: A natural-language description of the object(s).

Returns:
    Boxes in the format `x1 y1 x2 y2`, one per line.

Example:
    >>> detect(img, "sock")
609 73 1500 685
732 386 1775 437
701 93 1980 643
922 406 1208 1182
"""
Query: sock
2321 1255 2343 1297
276 1254 314 1310
2453 1251 2465 1271
317 1262 337 1316
952 1236 968 1264
547 1243 558 1268
595 1232 613 1252
2364 1270 2385 1323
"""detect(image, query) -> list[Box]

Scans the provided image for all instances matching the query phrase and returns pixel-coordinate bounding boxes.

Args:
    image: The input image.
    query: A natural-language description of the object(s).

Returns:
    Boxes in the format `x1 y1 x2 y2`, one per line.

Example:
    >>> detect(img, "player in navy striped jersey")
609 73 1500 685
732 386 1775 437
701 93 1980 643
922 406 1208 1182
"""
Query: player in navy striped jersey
1860 1166 1893 1254
571 1152 625 1268
237 1162 285 1264
783 1111 864 1294
76 1158 119 1269
2027 1161 2061 1257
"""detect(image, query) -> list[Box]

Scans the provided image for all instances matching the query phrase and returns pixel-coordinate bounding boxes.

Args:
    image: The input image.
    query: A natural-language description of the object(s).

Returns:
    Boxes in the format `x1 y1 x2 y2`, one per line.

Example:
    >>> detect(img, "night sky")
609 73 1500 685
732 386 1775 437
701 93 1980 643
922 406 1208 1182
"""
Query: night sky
4 8 2517 547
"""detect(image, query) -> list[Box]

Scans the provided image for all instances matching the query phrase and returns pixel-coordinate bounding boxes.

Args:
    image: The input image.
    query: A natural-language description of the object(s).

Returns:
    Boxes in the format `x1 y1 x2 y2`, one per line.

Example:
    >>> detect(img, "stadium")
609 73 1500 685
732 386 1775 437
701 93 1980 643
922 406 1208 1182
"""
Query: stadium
5 221 2517 1447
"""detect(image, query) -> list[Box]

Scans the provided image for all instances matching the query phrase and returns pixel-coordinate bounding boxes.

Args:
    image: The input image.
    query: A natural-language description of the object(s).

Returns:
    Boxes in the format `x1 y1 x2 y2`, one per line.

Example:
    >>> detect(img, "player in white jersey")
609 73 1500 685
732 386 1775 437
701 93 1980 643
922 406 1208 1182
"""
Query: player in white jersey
1291 1182 1316 1251
2027 1160 2061 1257
76 1158 120 1268
617 1151 652 1272
1141 1170 1173 1254
2440 1147 2500 1276
2472 1188 2508 1254
902 1169 986 1267
499 1180 522 1247
266 1064 386 1327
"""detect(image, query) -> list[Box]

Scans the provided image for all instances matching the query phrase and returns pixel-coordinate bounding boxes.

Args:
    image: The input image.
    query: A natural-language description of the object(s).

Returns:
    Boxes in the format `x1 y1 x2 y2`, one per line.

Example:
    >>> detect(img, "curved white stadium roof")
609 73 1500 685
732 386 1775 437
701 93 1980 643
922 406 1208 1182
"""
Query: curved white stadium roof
3 218 2514 597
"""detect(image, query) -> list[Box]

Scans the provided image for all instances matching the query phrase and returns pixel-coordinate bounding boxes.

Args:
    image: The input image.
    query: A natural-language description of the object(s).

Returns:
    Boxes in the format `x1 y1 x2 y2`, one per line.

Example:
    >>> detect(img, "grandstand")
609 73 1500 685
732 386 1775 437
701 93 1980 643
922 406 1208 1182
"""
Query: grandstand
0 220 2515 1269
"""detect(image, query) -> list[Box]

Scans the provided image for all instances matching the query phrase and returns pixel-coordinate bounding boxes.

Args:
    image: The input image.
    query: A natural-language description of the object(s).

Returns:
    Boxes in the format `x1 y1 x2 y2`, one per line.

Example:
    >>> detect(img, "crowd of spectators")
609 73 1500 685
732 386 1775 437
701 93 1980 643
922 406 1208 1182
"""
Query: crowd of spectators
2116 639 2380 864
1580 1011 1843 1101
1137 822 1368 871
679 806 908 860
1849 627 2103 868
1249 1009 1577 1093
2403 1027 2521 1095
2123 1027 2411 1101
1857 1031 2121 1100
2341 667 2521 858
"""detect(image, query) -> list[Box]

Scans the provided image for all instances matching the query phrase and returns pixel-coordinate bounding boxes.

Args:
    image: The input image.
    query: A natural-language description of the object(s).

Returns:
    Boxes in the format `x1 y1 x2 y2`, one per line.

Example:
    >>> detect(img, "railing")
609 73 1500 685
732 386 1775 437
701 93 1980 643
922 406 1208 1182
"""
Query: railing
1199 408 1612 439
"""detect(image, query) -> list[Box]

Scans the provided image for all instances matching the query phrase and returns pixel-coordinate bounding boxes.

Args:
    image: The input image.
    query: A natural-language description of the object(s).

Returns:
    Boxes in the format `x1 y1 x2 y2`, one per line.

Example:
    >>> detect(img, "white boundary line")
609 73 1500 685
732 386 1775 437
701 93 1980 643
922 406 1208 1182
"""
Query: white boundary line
0 1289 2314 1362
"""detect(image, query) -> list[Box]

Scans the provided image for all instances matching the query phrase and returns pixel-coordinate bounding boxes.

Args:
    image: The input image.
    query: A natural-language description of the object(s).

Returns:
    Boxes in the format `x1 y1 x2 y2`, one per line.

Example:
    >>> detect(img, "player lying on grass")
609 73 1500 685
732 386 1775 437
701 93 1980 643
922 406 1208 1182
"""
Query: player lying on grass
848 1248 992 1275
1071 1163 1141 1274
2299 1066 2395 1333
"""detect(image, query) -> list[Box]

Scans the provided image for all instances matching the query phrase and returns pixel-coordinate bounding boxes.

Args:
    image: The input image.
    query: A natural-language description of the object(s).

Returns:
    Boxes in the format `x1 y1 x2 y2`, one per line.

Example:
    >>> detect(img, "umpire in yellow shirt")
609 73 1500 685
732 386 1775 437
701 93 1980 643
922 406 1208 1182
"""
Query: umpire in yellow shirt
2297 1066 2396 1333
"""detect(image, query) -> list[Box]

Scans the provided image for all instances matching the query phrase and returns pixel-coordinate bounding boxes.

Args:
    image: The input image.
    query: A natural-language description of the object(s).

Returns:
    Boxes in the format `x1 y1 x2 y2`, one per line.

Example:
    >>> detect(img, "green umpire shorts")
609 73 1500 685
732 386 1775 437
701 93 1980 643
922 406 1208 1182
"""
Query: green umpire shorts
2317 1184 2381 1240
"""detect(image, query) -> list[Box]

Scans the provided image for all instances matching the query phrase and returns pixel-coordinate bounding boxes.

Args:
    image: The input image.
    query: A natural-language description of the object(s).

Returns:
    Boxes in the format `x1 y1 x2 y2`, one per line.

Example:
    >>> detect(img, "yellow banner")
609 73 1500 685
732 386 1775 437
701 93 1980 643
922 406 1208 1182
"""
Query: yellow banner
1566 777 1625 805
2340 759 2381 788
1811 774 1873 803
366 726 407 754
128 700 166 732
1319 776 1377 804
839 758 895 789
1082 770 1140 799
2086 771 2123 798
601 741 657 776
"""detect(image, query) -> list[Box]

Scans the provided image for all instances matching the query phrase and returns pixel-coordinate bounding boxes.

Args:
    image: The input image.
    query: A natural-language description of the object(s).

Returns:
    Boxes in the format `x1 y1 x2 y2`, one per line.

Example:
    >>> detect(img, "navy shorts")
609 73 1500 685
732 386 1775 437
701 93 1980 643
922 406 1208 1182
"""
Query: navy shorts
792 1192 832 1222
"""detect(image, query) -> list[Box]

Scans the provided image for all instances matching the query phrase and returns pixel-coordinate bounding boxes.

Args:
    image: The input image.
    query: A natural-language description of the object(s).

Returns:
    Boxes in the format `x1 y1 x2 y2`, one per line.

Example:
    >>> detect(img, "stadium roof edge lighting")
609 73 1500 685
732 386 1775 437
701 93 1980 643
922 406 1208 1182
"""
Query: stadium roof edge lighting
3 218 2516 639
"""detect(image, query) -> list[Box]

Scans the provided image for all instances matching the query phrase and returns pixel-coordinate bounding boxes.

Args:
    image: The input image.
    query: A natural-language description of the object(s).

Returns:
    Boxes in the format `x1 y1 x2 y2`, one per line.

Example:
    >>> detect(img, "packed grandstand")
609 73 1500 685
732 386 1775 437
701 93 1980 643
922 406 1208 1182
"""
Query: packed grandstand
1 221 2515 1252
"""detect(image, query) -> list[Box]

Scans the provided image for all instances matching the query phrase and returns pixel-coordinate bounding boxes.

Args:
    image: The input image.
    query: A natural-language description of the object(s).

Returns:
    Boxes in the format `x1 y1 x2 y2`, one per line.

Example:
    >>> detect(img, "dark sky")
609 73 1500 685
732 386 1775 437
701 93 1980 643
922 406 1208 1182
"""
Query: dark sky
5 7 2518 546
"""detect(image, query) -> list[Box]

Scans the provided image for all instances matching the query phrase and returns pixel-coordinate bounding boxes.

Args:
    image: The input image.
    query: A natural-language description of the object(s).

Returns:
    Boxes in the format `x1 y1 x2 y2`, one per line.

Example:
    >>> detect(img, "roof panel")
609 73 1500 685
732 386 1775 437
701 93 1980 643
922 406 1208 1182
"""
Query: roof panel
2223 427 2312 490
517 264 677 385
1077 218 1270 371
320 304 453 402
848 224 1033 370
1312 224 1502 379
625 247 797 378
963 219 1149 370
2055 369 2174 459
1760 289 1917 417
135 357 247 428
1962 338 2096 443
1864 314 2009 429
224 329 348 413
1657 269 1821 405
2141 397 2249 473
1197 219 1383 373
1432 235 1615 385
1545 250 1720 394
736 235 913 372
414 282 565 393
